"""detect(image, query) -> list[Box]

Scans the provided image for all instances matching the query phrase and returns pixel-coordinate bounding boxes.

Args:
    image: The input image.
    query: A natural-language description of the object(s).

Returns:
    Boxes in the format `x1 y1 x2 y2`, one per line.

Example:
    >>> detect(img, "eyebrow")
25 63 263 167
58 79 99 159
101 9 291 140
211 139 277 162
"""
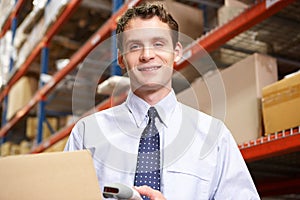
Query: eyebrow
152 37 169 43
125 37 170 46
125 39 141 45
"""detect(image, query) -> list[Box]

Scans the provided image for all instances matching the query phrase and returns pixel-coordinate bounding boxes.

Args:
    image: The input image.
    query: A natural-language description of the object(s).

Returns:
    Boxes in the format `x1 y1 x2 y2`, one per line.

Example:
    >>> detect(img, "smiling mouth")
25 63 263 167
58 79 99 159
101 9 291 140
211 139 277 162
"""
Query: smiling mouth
138 65 161 71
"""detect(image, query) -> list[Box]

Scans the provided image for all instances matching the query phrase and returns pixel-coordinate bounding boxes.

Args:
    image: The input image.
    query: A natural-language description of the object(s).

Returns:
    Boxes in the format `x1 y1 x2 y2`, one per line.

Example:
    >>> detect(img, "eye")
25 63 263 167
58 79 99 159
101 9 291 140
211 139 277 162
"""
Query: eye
129 43 142 51
154 42 164 48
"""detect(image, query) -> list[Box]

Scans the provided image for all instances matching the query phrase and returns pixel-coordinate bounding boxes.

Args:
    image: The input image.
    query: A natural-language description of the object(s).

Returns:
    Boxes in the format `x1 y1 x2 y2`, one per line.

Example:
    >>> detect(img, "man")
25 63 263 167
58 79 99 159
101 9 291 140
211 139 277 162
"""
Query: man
64 3 260 199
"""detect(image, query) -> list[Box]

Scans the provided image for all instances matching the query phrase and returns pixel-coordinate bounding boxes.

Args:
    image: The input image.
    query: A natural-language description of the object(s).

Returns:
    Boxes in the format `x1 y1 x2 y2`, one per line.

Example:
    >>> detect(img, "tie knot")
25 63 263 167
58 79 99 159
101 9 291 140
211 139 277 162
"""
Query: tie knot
148 107 158 121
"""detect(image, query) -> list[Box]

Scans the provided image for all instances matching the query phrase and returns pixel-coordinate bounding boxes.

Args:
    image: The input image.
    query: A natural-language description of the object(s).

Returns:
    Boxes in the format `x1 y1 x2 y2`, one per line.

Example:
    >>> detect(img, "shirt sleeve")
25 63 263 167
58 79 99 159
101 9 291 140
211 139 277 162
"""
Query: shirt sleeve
64 120 84 151
211 123 260 200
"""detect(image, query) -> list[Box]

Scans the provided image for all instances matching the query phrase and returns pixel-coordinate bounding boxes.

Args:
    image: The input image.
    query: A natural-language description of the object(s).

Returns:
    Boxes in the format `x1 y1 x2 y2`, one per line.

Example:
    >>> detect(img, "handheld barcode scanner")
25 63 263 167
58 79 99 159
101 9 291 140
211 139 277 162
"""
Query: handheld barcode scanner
103 183 142 200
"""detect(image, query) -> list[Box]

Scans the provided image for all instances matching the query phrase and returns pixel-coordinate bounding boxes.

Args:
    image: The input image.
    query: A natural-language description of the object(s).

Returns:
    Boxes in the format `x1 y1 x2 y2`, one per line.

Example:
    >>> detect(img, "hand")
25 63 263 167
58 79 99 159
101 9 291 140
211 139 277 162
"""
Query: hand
134 186 167 200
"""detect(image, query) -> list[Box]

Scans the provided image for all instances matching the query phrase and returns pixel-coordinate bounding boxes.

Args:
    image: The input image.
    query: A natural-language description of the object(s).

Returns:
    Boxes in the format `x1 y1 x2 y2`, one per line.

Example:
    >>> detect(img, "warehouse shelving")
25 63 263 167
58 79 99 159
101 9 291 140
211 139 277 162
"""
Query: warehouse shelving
0 0 83 145
240 126 300 197
0 0 82 103
0 0 25 38
31 92 128 153
175 0 296 69
0 0 142 139
240 126 300 162
26 0 296 152
0 0 295 137
1 0 300 198
0 0 27 144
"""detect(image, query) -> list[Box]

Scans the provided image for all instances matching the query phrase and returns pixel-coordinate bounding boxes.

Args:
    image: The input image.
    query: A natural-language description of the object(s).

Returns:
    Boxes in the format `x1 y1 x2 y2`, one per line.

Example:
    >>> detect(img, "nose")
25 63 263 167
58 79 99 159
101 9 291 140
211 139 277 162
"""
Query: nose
139 47 155 62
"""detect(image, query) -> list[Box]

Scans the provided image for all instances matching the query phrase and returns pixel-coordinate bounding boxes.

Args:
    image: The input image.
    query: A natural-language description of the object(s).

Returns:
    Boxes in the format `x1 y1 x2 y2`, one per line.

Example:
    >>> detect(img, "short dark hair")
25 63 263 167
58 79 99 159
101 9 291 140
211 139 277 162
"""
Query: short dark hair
116 2 179 51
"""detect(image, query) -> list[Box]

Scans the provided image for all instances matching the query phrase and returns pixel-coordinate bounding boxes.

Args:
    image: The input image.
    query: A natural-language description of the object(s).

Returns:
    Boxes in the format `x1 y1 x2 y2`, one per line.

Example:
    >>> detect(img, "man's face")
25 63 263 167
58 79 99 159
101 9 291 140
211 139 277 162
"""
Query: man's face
118 16 182 94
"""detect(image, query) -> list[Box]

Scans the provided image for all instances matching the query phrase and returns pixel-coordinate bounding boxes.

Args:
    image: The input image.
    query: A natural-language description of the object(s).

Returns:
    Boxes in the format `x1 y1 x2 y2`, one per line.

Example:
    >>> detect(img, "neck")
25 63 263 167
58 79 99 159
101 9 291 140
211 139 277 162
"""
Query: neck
133 86 171 106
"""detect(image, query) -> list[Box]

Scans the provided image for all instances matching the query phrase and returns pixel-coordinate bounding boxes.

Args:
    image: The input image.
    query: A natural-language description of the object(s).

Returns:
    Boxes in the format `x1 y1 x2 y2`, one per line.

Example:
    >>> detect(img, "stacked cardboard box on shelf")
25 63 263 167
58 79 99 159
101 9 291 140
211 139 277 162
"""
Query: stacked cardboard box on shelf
44 137 69 152
7 76 38 120
13 3 46 52
26 117 58 141
164 1 203 42
262 71 300 134
218 0 248 25
13 1 47 69
0 31 12 86
10 144 20 155
14 0 70 69
0 142 12 157
177 53 278 144
44 0 70 29
0 115 61 156
15 17 48 69
19 140 32 154
0 141 30 157
216 0 268 65
0 0 14 30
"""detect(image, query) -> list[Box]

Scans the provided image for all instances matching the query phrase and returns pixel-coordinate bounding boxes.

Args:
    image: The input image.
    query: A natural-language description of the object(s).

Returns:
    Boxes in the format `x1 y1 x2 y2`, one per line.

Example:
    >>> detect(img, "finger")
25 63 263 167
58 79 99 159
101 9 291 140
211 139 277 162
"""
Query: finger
135 186 166 200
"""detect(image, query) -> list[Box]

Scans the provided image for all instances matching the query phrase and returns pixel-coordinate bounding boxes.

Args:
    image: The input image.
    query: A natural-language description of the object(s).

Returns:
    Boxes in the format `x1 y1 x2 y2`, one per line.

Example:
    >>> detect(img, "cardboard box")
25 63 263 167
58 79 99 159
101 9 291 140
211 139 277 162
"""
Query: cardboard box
165 1 203 41
15 17 47 69
0 31 13 85
217 2 268 65
19 140 32 154
7 76 38 120
218 3 246 25
0 142 12 157
0 150 102 200
145 0 203 45
177 53 278 144
10 144 20 155
44 136 69 152
225 0 248 8
26 117 58 140
44 0 69 29
0 0 14 29
262 72 300 134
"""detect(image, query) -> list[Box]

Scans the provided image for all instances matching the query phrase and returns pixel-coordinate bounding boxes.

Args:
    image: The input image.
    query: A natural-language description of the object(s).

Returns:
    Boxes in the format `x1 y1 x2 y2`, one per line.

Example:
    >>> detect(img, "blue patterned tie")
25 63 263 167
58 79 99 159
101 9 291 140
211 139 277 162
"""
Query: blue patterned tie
134 107 161 199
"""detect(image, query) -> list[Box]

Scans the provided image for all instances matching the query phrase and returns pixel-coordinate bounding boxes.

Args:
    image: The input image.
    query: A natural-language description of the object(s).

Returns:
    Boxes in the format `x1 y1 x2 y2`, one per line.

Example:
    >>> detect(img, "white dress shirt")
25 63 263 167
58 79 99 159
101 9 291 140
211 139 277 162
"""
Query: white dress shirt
64 90 260 199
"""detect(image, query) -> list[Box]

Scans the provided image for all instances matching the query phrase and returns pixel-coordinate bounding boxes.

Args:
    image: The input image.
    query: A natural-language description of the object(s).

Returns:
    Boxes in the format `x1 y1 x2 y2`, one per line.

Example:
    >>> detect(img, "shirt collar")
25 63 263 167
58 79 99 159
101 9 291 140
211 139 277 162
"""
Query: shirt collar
125 90 177 128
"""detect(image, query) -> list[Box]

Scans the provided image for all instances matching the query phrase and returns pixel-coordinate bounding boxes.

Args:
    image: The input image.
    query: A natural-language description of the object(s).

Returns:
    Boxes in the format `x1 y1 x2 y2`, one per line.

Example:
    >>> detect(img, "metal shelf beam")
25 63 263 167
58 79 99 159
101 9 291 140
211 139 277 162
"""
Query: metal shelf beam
240 127 300 162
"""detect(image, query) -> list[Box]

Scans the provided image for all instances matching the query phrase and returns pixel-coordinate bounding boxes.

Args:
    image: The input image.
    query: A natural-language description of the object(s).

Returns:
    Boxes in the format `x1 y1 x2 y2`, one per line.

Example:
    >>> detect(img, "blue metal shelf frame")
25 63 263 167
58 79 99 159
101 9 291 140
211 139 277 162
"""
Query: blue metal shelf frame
111 0 123 76
37 47 49 144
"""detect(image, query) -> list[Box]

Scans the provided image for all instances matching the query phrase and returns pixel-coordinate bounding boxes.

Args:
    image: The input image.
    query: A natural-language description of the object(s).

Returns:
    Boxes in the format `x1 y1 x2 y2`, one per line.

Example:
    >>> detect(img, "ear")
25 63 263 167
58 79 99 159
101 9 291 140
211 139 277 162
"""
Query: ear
173 42 183 63
117 50 126 69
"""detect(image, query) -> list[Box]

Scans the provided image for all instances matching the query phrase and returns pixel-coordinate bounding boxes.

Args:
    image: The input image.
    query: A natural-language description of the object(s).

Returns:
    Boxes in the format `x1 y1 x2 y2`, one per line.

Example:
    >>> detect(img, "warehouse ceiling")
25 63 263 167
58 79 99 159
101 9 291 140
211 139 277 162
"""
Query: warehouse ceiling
10 0 300 114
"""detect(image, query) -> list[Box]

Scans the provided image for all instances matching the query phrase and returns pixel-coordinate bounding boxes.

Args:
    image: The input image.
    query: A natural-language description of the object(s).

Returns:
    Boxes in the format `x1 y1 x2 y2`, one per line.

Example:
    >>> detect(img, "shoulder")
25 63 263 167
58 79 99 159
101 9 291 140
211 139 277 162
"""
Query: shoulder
179 103 223 127
75 103 127 126
179 102 231 141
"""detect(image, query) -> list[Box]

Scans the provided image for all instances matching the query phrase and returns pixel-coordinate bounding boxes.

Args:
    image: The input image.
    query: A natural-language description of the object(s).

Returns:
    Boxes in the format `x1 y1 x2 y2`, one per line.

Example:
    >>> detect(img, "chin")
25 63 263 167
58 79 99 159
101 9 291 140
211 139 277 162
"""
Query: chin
131 77 171 91
140 82 169 92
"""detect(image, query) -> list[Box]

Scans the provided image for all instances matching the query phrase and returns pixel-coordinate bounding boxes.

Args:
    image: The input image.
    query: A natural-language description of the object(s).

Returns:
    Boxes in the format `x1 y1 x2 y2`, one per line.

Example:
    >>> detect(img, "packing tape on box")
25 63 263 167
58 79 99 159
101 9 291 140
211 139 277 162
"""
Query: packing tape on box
262 84 300 107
